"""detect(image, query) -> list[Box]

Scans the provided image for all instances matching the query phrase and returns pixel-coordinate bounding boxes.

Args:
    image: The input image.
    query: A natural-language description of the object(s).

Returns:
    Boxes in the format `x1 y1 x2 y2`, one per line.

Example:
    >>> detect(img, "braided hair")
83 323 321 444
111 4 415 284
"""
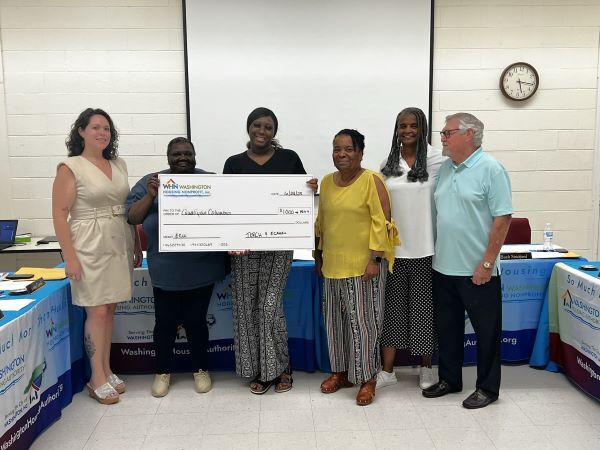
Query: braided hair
381 107 429 182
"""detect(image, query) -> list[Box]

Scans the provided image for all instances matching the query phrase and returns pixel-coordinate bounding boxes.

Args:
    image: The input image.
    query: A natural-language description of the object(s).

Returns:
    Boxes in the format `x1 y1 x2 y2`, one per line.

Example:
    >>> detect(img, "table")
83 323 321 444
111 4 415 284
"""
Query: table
461 257 584 364
530 261 600 401
0 278 85 450
110 260 331 374
0 239 62 272
113 256 581 371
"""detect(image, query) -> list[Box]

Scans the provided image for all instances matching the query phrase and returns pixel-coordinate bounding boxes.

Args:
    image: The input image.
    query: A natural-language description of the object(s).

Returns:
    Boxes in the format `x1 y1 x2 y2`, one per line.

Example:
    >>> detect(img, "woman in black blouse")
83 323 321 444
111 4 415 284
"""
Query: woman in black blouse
224 107 317 394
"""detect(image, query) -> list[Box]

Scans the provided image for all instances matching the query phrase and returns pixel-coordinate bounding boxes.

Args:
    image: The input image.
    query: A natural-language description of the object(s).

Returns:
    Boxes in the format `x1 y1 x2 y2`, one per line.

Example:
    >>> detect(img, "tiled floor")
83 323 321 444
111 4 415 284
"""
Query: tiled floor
31 365 600 449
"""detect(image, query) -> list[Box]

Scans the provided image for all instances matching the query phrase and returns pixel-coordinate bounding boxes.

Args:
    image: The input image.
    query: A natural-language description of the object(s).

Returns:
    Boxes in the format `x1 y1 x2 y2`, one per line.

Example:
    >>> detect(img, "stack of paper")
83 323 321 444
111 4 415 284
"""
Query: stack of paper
0 298 35 311
0 280 35 291
15 267 66 280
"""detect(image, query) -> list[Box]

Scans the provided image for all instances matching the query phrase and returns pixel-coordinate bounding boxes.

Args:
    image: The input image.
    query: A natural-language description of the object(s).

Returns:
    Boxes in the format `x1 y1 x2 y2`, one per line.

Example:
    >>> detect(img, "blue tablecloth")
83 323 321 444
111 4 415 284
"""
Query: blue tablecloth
0 278 86 450
394 257 585 366
111 257 583 372
109 259 331 374
479 257 585 363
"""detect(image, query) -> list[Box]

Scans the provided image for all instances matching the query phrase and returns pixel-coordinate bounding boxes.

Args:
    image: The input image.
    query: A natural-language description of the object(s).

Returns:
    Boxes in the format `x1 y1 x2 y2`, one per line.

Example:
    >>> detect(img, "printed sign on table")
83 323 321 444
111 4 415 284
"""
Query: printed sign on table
549 263 600 400
1 290 73 450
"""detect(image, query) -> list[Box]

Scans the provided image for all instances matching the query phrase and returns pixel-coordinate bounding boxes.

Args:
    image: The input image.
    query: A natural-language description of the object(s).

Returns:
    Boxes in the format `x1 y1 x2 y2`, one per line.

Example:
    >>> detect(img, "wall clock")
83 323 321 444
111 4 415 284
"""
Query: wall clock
499 62 539 101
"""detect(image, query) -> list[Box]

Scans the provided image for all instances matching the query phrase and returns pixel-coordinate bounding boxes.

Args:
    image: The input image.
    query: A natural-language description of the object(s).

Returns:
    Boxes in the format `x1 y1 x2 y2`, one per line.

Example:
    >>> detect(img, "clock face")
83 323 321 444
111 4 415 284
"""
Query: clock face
500 63 539 101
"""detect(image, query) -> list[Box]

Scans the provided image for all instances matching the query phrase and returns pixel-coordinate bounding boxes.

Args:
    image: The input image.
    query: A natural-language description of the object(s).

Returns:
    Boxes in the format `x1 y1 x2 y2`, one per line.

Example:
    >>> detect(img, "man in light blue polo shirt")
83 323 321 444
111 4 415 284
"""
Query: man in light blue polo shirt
422 113 512 409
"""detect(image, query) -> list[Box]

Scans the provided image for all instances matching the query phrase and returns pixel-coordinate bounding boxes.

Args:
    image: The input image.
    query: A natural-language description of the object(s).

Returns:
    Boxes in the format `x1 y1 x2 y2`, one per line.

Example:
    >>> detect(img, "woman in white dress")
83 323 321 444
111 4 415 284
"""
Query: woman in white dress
377 107 446 390
52 108 142 404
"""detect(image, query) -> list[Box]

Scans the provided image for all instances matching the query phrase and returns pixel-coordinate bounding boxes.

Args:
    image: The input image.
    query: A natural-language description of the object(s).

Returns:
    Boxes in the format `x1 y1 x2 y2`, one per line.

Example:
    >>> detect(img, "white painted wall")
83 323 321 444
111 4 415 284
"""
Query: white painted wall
0 0 598 257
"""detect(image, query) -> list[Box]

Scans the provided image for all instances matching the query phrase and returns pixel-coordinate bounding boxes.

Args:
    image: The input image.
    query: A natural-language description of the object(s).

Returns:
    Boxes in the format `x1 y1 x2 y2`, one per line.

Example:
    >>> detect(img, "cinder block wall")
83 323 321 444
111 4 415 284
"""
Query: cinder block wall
0 0 187 236
431 0 600 257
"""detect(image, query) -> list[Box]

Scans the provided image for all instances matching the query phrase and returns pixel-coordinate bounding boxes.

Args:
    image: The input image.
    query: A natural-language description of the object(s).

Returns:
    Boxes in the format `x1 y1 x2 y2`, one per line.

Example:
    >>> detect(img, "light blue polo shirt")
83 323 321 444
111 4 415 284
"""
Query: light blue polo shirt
432 147 512 276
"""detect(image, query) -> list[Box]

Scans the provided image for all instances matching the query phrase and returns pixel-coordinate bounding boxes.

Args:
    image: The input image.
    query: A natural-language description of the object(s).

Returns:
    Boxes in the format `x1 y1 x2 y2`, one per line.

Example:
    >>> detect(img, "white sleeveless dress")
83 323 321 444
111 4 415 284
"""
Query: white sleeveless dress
59 156 135 306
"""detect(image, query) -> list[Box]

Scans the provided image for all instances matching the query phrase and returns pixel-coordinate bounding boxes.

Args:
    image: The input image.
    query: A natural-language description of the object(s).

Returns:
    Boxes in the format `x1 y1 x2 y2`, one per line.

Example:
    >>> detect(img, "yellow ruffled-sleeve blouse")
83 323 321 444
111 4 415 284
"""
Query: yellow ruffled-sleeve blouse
315 169 400 279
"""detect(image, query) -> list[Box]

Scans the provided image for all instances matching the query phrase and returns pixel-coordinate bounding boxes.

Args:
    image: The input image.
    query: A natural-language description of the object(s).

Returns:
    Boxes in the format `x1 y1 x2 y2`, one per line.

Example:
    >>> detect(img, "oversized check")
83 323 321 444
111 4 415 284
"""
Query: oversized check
158 174 315 251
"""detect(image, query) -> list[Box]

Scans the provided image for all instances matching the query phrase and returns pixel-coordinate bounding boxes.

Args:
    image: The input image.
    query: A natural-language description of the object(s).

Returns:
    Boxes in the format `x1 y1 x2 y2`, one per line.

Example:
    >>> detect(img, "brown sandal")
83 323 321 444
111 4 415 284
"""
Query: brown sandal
356 378 376 406
250 376 275 395
275 368 293 393
320 371 353 394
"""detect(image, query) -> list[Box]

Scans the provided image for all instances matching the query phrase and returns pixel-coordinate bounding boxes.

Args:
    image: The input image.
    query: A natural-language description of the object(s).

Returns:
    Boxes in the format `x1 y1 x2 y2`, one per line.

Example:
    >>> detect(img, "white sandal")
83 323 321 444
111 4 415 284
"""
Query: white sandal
87 382 119 405
107 374 126 394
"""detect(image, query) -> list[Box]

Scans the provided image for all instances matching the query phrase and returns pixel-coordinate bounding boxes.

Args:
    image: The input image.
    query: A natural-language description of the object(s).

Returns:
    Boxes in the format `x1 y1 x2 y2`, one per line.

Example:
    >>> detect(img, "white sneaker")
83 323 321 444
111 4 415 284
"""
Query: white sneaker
194 370 212 393
151 373 170 397
419 367 436 390
375 370 398 390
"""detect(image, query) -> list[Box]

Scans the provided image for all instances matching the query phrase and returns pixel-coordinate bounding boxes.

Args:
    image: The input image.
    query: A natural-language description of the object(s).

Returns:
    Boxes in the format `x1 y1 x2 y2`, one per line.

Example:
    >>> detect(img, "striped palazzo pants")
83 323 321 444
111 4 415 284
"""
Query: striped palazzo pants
323 264 387 385
231 250 293 382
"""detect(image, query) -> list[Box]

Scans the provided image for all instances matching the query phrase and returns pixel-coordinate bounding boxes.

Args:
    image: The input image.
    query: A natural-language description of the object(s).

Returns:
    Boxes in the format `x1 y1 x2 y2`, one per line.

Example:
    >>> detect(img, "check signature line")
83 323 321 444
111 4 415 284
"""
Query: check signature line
245 236 312 239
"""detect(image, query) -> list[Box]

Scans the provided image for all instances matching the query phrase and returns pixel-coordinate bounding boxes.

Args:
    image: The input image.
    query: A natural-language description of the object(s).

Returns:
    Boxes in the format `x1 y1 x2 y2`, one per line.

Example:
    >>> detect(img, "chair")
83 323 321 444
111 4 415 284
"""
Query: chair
504 217 531 244
136 224 148 251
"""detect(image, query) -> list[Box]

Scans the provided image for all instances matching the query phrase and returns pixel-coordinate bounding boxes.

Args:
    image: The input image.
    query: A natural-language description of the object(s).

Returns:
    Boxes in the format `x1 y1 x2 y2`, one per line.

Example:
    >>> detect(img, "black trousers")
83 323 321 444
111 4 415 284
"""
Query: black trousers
432 271 502 398
153 285 214 374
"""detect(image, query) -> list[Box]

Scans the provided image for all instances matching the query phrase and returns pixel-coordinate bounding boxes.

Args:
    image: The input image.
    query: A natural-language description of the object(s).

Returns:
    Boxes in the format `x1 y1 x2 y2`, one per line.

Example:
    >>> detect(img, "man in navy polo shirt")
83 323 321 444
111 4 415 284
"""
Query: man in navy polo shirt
423 112 512 409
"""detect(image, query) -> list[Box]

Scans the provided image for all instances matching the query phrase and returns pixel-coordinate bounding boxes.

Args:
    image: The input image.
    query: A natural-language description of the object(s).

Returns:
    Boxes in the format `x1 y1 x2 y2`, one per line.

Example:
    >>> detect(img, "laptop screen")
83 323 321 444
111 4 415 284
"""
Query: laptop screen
0 220 18 243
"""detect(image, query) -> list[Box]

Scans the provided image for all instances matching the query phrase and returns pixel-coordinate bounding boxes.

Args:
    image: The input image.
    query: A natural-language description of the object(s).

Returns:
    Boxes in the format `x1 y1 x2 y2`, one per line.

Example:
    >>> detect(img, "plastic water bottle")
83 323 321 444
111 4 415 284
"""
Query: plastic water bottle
543 223 554 250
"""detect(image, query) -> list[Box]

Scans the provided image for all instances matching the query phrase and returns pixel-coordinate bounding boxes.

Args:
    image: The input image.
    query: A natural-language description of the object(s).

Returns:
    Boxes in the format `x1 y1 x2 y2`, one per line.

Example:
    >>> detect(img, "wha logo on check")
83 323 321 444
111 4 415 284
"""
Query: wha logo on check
162 178 178 189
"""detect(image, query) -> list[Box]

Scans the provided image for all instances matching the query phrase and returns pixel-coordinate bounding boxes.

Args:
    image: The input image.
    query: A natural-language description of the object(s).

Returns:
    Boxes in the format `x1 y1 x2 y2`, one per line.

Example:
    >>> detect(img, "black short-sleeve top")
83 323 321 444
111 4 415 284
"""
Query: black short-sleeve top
223 148 307 175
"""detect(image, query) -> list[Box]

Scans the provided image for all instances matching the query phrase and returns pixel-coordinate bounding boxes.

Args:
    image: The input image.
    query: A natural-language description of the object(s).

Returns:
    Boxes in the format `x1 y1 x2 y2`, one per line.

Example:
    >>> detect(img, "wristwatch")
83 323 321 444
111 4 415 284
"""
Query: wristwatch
482 261 493 270
371 255 383 263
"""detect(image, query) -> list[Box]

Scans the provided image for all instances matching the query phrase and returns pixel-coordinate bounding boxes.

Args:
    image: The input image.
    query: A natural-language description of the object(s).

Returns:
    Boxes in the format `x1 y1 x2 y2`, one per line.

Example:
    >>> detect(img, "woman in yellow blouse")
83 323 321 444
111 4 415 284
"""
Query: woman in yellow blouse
314 129 398 406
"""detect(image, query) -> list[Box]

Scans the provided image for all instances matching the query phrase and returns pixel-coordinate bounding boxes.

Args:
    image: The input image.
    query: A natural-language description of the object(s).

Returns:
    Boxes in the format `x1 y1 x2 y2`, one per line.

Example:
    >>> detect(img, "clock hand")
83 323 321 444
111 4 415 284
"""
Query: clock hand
520 81 535 86
517 79 523 93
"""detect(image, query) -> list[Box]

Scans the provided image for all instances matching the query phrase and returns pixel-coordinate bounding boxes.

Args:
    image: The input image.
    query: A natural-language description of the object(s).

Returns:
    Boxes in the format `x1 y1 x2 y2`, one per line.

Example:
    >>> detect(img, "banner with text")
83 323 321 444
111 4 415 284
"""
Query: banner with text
549 263 600 400
0 289 73 450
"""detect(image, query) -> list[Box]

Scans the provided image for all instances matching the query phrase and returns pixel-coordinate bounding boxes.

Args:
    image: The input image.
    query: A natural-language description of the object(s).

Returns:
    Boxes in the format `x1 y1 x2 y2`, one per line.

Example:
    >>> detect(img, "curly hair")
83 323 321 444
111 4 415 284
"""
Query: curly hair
65 108 119 160
381 107 429 182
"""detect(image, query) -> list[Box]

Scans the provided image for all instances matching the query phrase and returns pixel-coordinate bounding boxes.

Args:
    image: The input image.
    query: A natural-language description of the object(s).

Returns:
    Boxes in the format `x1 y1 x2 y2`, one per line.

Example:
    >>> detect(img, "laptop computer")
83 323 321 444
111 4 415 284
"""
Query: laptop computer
0 220 18 250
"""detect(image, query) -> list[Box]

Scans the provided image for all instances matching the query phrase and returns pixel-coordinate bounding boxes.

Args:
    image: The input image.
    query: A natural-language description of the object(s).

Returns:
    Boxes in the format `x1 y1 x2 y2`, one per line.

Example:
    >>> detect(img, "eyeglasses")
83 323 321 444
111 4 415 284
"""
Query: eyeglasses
439 128 461 139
